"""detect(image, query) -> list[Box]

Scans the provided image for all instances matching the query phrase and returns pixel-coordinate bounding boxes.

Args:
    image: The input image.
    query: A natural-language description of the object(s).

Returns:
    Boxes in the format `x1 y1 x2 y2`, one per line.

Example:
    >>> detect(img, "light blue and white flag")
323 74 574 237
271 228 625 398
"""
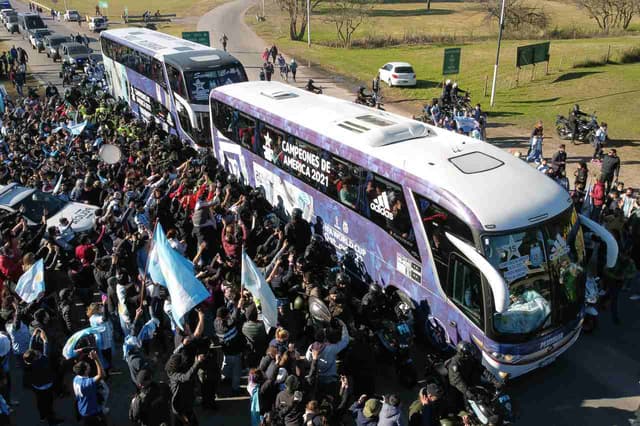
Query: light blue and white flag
62 325 106 359
241 250 277 331
147 224 209 328
15 259 45 303
68 120 88 136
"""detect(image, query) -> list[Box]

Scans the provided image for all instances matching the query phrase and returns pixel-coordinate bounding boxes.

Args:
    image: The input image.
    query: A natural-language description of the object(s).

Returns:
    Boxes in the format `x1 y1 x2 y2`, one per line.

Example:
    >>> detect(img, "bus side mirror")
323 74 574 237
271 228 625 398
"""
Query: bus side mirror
578 214 619 268
445 232 510 314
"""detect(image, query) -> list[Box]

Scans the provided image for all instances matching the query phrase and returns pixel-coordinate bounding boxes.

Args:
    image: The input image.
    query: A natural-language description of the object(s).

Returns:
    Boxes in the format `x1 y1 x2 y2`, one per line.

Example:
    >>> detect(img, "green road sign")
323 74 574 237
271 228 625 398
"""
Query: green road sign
443 48 461 75
516 42 550 67
182 31 210 47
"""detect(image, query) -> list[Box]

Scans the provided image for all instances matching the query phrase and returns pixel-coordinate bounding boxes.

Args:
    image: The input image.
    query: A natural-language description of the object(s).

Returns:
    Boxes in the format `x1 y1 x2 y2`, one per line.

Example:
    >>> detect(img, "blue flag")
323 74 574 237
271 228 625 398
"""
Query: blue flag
15 259 45 303
147 224 209 328
241 250 277 331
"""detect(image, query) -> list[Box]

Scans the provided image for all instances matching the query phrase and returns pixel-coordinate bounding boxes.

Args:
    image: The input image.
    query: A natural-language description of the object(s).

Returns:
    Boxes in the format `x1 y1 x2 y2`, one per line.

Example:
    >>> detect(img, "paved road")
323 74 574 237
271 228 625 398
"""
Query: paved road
196 0 408 114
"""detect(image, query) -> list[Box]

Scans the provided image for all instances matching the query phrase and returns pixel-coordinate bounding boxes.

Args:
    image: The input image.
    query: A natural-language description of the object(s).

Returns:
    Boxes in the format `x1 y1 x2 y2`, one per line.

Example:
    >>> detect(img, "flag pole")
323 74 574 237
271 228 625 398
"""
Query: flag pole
139 220 159 309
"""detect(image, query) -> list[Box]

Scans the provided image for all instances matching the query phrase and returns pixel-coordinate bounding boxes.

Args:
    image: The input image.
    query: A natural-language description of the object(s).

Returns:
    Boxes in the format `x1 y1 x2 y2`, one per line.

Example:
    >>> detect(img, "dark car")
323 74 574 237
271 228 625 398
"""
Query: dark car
58 42 92 68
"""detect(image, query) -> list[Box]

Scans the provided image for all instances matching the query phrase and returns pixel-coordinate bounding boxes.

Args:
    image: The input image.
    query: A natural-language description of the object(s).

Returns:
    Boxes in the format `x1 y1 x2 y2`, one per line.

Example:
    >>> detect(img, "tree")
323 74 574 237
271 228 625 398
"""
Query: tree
574 0 640 32
485 0 549 32
324 0 374 47
275 0 324 41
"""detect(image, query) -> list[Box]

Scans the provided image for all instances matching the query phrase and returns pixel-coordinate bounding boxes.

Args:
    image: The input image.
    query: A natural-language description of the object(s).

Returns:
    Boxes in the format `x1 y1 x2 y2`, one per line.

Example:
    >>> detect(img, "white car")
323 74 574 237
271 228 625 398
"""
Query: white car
0 183 98 232
28 28 51 51
378 62 417 87
88 16 107 32
63 9 81 22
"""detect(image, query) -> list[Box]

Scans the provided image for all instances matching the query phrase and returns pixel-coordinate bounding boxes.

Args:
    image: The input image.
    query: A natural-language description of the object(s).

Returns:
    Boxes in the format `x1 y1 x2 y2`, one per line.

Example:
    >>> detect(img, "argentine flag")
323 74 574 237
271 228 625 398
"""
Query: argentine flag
147 224 209 328
15 259 45 303
241 250 278 331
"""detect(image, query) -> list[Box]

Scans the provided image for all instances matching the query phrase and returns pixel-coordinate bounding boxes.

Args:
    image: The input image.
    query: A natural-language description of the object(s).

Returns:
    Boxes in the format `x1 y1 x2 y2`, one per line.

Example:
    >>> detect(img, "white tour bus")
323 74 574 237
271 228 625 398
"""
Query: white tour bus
208 81 618 377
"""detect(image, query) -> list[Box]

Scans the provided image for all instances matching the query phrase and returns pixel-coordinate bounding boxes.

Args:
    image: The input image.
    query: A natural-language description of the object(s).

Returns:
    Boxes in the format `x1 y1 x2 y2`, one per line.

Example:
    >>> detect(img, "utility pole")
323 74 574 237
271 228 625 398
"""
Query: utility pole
490 0 506 107
307 0 311 47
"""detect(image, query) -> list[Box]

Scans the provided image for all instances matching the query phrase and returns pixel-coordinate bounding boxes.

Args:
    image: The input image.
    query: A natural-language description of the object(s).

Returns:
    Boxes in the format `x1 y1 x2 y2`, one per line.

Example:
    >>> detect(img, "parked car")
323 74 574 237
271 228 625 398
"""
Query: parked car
378 62 417 87
0 1 11 9
28 28 52 52
44 34 71 61
63 9 81 22
88 16 107 32
0 8 16 23
17 12 46 34
4 13 17 33
58 42 92 68
0 183 98 233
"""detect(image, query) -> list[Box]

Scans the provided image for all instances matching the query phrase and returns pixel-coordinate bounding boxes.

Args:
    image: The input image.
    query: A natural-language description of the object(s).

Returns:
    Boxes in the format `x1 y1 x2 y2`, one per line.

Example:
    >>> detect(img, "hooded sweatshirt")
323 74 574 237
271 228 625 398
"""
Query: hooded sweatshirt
378 401 404 426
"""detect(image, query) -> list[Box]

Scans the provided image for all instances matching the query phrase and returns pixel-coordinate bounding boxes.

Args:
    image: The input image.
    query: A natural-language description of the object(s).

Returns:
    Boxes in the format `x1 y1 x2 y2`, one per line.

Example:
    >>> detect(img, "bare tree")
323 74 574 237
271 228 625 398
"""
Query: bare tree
485 0 549 31
275 0 324 40
574 0 639 32
324 0 374 47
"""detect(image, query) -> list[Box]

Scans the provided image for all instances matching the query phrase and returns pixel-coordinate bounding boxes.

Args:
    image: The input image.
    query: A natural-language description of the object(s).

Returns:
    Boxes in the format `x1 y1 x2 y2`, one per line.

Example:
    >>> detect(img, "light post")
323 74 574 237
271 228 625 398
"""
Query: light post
307 0 311 47
490 0 506 107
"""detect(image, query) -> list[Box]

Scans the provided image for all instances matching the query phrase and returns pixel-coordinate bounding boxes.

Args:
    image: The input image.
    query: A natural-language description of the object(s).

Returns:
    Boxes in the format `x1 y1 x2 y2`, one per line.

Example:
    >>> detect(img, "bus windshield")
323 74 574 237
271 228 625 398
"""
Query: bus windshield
482 207 585 337
184 66 246 104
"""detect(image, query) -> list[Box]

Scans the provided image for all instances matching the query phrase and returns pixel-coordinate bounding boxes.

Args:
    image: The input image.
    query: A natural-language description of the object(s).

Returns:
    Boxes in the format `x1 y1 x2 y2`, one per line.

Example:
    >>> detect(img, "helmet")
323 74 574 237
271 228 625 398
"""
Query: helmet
310 234 324 245
227 174 237 184
308 296 332 323
452 82 458 88
293 296 305 311
291 208 303 220
456 341 477 359
308 79 314 84
336 272 351 286
573 104 580 112
369 282 382 294
445 79 451 85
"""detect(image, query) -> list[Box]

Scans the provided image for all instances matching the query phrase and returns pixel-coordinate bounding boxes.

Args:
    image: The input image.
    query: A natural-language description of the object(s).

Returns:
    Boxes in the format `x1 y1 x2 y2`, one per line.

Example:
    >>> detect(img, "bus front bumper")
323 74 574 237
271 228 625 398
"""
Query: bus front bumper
478 319 583 379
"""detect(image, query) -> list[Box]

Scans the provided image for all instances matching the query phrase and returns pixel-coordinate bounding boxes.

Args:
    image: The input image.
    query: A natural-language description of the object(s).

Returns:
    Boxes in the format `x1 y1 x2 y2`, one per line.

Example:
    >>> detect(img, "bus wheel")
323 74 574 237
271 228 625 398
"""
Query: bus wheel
425 315 451 353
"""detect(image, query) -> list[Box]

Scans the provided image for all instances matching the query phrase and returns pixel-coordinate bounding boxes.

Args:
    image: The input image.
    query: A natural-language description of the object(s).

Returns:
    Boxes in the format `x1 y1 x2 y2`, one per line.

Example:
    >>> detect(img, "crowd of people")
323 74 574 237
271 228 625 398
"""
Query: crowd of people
0 67 472 425
260 45 298 83
0 46 29 97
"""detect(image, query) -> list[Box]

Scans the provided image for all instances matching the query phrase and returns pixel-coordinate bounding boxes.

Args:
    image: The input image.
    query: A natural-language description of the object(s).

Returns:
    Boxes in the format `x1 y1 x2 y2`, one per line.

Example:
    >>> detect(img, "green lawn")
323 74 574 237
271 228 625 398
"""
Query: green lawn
32 0 219 34
249 1 640 141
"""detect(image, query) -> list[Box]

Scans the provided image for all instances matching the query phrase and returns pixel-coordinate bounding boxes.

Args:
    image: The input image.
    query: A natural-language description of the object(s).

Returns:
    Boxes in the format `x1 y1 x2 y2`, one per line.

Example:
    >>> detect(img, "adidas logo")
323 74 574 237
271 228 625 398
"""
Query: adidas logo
370 192 394 220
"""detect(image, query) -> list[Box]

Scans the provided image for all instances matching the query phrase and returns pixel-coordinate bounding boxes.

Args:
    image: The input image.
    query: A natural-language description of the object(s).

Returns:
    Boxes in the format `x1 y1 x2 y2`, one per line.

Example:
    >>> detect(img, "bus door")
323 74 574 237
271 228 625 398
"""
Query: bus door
412 191 485 345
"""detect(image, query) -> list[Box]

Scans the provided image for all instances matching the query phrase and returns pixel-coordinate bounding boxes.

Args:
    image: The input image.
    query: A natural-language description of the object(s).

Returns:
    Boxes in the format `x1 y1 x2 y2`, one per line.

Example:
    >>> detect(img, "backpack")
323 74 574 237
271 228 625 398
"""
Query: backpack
129 388 149 424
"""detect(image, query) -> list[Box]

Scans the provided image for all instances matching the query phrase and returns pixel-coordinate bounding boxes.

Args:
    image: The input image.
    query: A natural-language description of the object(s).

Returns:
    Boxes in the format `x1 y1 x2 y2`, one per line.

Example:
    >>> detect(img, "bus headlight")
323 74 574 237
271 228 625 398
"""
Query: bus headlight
498 371 510 380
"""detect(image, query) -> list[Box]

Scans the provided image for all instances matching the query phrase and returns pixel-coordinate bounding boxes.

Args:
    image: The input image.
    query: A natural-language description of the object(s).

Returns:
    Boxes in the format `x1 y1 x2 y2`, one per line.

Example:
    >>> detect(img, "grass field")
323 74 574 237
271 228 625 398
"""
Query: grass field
30 0 218 36
249 1 640 141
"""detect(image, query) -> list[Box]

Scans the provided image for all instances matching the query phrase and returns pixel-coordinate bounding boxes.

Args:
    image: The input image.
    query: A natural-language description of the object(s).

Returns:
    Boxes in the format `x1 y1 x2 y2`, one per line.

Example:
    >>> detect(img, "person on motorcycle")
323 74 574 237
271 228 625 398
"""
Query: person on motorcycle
357 86 373 105
448 341 502 406
45 82 59 100
360 282 385 327
452 82 467 100
306 79 321 94
441 80 453 105
569 104 588 144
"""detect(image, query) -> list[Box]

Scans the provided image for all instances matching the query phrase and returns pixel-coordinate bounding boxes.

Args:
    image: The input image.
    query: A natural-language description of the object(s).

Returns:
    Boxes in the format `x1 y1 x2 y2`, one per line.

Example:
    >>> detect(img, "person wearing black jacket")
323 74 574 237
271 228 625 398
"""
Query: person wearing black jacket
600 149 621 194
129 369 171 426
214 299 246 395
166 351 205 426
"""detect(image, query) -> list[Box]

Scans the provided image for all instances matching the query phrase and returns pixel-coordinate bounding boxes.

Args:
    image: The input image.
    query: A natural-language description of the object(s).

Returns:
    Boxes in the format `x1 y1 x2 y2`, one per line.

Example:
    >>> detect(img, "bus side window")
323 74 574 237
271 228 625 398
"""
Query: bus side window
211 100 234 140
360 174 419 259
414 192 474 283
449 254 484 327
234 114 255 151
166 63 186 97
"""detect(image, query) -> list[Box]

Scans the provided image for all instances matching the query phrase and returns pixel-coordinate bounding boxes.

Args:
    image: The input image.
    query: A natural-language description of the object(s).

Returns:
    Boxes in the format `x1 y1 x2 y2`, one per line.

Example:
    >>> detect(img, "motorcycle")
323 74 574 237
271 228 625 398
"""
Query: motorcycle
424 354 514 426
555 113 599 143
368 286 417 387
583 276 600 333
305 79 323 94
355 90 384 110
